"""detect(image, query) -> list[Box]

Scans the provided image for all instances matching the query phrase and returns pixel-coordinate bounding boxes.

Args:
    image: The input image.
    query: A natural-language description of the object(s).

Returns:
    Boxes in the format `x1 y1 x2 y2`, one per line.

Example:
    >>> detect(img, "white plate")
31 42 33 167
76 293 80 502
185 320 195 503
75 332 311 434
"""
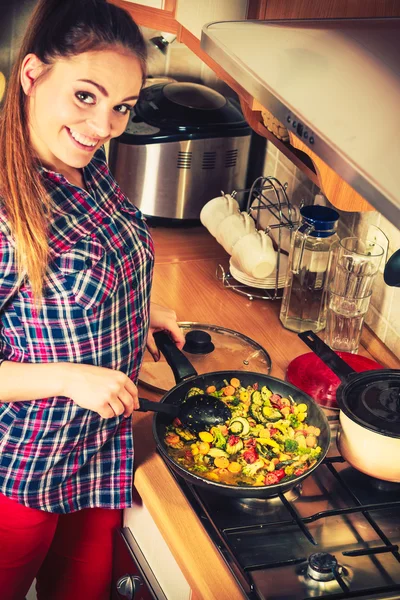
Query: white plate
231 272 286 289
230 266 286 286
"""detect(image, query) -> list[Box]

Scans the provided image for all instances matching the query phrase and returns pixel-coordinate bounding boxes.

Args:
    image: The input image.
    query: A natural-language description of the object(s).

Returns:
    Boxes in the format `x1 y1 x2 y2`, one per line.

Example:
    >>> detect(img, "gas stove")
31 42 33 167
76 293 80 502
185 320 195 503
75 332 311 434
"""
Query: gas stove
168 418 400 599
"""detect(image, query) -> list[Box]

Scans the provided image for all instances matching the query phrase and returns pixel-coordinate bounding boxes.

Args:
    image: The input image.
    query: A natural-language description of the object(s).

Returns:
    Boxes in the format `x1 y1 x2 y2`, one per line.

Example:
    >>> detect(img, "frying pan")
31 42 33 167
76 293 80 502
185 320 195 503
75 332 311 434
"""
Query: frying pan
151 331 331 498
298 330 400 482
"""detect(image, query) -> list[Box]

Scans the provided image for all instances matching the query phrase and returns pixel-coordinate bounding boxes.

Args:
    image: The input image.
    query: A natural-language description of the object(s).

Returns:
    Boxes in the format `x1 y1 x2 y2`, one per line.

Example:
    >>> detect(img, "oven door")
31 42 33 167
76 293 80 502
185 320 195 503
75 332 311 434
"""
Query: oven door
112 528 168 600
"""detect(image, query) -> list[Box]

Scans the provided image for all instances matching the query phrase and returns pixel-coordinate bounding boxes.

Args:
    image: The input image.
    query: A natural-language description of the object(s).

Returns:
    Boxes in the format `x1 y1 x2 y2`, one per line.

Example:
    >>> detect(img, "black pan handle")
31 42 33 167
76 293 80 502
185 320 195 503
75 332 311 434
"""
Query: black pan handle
153 331 198 384
138 398 179 416
298 330 356 382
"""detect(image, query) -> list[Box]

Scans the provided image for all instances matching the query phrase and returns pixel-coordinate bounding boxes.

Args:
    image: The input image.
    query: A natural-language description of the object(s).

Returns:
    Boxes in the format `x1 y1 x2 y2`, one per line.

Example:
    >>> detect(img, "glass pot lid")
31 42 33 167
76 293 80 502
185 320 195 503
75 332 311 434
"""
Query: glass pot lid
139 322 272 393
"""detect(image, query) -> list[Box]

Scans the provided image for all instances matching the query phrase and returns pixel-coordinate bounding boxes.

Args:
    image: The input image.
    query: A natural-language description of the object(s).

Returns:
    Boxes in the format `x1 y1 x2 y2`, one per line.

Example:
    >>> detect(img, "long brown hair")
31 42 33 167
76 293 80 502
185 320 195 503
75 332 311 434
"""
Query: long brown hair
0 0 147 301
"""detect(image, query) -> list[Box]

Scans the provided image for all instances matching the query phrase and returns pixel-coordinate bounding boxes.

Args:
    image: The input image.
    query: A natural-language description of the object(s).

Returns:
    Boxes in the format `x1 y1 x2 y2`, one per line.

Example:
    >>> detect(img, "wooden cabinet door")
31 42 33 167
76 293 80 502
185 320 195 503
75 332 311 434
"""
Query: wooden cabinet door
258 0 400 19
108 0 178 32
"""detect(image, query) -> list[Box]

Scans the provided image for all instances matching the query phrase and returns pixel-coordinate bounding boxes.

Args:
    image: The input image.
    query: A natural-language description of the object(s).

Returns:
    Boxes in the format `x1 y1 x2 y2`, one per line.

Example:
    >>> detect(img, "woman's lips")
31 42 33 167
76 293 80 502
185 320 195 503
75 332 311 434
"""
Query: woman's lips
66 127 98 152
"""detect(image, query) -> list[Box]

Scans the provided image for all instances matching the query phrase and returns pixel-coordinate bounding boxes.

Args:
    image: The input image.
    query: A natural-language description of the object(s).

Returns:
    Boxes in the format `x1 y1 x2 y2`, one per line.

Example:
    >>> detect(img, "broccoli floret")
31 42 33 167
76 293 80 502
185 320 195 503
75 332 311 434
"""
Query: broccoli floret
284 439 299 453
186 387 204 398
211 427 227 450
288 413 300 428
242 459 265 477
297 446 312 455
192 464 209 473
309 446 322 460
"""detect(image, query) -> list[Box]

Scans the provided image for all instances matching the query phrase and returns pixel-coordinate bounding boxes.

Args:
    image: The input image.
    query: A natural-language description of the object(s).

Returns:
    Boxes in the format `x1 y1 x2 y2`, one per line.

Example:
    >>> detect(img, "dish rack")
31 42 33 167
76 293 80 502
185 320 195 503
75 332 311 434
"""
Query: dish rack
216 176 300 300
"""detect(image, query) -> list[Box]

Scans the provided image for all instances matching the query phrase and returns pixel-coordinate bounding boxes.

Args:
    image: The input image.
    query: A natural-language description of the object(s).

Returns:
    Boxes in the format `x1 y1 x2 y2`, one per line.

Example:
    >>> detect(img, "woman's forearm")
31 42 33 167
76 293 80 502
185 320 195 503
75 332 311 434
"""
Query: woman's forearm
0 361 66 402
0 360 138 419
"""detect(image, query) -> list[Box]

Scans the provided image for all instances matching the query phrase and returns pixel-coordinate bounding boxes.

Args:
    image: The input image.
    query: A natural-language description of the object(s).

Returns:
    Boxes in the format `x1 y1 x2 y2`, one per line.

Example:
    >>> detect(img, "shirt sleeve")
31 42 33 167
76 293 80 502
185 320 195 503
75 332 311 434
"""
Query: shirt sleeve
0 229 21 312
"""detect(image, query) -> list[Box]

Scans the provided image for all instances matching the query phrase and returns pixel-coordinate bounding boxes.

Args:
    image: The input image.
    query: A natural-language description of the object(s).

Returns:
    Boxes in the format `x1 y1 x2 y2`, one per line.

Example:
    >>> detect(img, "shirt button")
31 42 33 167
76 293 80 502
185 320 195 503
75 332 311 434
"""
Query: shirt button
85 257 92 267
136 316 143 325
137 350 142 361
124 244 131 254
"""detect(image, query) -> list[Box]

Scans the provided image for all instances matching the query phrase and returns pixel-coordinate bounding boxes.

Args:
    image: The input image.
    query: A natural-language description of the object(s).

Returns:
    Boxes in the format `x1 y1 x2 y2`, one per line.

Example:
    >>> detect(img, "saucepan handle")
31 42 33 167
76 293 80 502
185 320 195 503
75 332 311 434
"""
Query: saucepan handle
137 398 179 416
298 330 356 382
153 331 198 384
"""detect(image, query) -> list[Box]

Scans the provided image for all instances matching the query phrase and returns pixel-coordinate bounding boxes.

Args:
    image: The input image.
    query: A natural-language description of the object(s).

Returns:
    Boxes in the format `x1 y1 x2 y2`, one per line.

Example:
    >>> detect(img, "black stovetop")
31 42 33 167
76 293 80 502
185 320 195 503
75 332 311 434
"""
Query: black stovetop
167 421 400 600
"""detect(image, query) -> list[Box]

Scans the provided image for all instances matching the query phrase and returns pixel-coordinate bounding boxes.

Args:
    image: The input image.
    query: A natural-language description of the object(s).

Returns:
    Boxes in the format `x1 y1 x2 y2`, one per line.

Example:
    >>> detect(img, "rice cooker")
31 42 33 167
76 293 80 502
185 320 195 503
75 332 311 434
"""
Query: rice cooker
109 82 251 221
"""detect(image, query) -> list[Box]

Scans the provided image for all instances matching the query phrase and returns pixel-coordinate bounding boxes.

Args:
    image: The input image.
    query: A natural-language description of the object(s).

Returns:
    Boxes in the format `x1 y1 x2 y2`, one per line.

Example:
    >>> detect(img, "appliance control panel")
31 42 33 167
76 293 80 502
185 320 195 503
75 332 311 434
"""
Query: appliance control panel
125 110 160 136
286 112 315 146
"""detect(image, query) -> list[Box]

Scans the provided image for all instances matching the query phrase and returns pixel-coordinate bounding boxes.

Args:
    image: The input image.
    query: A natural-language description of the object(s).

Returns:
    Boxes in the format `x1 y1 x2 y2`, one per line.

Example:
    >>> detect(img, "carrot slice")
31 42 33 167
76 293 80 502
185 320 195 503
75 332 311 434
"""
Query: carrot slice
223 385 235 396
227 461 242 473
214 457 230 469
206 385 216 394
230 377 241 388
199 431 213 443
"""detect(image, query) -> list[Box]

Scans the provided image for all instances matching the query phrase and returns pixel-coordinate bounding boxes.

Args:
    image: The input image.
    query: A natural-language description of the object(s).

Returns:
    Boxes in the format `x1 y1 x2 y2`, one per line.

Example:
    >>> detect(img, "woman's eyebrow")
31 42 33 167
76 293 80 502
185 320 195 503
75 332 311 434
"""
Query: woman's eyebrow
77 79 108 96
77 79 139 102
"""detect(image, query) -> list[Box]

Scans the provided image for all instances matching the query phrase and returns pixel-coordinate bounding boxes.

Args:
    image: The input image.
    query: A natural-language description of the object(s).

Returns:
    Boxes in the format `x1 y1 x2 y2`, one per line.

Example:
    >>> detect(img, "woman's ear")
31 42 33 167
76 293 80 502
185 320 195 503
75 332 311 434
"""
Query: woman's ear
20 54 45 95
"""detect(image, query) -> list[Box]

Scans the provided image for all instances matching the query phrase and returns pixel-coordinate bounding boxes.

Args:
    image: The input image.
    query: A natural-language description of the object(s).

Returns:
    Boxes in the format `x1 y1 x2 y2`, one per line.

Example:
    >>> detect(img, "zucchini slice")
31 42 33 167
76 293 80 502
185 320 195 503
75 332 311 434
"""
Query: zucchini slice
262 405 282 421
207 448 229 458
251 390 262 405
261 385 272 404
229 417 250 436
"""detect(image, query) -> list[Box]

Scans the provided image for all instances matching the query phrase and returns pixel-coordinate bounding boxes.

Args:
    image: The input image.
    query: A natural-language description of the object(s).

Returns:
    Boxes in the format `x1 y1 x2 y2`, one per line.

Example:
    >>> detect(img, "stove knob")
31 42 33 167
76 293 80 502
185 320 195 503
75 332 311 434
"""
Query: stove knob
307 552 338 582
116 575 142 599
183 330 215 354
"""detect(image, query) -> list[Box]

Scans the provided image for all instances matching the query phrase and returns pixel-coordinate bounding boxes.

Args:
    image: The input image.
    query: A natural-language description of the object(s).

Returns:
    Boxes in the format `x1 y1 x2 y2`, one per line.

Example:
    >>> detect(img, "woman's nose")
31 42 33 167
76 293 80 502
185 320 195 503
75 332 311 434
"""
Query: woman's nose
87 110 112 139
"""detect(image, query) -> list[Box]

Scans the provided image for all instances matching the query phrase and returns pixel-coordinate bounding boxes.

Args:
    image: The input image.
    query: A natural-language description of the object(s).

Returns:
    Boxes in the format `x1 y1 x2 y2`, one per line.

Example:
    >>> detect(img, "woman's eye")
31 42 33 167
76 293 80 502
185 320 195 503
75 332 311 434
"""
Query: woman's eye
114 104 133 115
75 92 96 105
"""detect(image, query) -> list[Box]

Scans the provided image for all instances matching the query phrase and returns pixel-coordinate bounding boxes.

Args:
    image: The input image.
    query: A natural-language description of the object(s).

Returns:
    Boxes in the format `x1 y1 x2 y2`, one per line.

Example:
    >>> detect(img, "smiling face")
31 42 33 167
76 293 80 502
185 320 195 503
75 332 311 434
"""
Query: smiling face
21 48 143 179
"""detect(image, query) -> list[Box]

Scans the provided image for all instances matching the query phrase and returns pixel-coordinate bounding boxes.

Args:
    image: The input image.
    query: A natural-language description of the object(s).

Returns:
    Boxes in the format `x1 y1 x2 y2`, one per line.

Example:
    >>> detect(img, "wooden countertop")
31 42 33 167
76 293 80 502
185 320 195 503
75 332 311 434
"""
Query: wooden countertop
130 226 400 600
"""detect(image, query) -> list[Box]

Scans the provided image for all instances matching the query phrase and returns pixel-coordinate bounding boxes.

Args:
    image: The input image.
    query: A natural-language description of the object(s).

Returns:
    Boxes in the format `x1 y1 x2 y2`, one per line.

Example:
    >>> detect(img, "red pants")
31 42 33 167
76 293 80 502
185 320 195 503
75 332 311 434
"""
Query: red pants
0 492 122 600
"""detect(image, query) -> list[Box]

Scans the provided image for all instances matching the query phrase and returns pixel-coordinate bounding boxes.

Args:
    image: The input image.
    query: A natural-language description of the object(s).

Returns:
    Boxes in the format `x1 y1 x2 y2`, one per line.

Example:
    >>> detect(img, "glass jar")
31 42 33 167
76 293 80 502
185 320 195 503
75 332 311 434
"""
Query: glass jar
279 205 340 333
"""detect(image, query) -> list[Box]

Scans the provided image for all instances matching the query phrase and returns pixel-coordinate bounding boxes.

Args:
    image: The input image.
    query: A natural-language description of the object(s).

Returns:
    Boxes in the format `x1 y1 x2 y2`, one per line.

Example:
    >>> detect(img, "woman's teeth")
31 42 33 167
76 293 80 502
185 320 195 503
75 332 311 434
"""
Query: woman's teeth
69 128 97 147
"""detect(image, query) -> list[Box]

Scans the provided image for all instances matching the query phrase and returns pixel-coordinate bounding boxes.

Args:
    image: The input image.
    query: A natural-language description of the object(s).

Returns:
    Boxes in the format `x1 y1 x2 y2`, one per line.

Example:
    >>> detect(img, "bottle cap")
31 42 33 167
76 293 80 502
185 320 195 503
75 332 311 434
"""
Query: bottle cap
300 205 339 237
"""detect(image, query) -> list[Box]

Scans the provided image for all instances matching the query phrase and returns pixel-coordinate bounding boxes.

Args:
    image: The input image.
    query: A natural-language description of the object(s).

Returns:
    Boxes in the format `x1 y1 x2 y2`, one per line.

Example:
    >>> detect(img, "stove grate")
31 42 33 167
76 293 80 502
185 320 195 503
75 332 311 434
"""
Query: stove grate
166 454 400 599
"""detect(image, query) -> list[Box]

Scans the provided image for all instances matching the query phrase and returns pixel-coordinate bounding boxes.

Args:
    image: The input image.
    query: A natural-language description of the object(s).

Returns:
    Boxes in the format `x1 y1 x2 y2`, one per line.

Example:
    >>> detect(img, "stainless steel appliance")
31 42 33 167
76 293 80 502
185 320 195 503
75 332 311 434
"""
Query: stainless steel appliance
167 414 400 599
201 18 400 226
109 82 251 221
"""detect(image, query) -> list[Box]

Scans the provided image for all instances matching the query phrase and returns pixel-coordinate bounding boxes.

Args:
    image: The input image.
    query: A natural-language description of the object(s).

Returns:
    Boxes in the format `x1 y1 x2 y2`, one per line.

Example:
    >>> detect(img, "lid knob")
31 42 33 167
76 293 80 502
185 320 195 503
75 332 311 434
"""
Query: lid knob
183 330 215 355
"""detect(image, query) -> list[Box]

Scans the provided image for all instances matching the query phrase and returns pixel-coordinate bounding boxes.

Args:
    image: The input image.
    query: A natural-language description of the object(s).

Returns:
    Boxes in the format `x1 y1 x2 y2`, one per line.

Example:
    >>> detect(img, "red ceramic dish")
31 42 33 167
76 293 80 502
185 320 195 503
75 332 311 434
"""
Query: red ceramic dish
286 352 383 409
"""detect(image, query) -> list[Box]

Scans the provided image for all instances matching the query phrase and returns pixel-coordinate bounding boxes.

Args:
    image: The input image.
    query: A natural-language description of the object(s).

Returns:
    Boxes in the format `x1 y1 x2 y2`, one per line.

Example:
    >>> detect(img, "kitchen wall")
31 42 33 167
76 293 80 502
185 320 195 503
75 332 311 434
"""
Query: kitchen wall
0 0 36 80
263 143 400 358
147 31 400 358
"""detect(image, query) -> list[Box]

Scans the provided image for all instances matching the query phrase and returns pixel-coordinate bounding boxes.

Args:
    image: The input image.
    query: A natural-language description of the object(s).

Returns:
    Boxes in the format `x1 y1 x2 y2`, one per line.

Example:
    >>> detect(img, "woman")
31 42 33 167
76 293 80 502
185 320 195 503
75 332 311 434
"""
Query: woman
0 0 184 598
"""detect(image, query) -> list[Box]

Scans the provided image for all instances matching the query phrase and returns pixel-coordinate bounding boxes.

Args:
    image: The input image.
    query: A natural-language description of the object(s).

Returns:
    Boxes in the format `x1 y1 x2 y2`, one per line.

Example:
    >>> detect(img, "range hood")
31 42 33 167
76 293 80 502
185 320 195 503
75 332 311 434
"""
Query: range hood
201 18 400 228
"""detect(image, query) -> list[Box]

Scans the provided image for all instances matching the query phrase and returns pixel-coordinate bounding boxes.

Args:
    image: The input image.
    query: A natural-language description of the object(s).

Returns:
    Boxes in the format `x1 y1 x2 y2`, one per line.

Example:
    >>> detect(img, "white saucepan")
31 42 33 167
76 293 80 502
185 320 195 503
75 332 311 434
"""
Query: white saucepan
299 331 400 482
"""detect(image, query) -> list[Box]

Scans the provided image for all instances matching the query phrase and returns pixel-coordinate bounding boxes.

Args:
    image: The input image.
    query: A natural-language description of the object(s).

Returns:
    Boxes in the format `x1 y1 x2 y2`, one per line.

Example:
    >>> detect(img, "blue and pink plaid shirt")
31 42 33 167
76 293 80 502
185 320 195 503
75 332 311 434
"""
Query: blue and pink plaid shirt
0 147 154 513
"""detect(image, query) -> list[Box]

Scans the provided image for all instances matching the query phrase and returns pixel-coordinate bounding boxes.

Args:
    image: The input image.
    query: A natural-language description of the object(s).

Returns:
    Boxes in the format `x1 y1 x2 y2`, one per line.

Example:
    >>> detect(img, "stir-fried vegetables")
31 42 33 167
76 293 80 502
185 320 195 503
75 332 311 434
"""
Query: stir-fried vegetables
164 379 323 487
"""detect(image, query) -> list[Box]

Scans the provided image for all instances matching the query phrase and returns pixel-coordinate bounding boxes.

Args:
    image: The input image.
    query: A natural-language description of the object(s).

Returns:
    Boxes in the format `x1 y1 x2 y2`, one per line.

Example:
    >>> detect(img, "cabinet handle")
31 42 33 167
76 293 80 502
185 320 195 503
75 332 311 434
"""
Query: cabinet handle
116 575 143 599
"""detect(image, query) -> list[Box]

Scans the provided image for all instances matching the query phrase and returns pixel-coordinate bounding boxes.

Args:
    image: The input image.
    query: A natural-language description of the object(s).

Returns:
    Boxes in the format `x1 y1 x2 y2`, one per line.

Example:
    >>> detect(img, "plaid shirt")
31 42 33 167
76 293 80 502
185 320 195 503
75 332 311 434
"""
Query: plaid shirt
0 147 154 513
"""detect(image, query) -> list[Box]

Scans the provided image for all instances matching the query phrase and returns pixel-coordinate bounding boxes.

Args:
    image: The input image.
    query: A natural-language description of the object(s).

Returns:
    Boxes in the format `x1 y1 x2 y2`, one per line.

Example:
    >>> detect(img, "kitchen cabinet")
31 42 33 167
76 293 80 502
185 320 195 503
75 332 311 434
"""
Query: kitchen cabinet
109 0 179 33
259 0 400 19
175 0 248 40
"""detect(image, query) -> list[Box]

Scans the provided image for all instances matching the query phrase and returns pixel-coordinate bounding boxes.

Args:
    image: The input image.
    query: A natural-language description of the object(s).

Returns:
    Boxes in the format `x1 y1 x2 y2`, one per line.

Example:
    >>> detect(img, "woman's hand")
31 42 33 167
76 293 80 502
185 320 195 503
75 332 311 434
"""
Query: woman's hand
61 363 139 419
146 302 185 361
